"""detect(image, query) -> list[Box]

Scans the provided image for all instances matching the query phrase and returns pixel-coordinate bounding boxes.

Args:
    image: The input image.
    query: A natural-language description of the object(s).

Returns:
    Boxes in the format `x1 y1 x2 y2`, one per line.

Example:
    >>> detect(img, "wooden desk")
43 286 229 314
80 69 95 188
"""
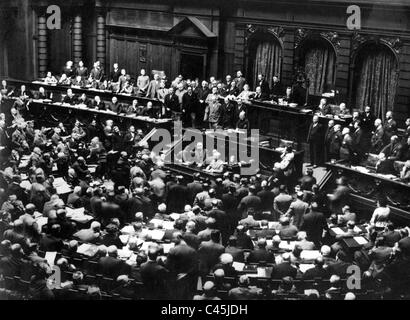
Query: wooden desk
28 100 172 131
246 99 352 143
322 162 410 223
6 79 163 107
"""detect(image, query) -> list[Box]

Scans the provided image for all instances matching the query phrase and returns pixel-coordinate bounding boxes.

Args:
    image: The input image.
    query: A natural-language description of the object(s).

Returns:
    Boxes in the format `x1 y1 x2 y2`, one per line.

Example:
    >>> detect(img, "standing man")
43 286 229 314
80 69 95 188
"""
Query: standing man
234 71 246 93
371 119 385 154
146 73 160 99
383 111 397 145
324 119 335 163
182 86 199 128
307 115 323 167
164 87 180 119
136 69 150 96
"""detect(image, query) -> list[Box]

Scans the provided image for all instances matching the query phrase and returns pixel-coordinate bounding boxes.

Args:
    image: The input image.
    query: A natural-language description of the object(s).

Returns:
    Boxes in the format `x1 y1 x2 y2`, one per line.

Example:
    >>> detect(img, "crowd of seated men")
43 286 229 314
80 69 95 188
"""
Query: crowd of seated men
1 95 410 300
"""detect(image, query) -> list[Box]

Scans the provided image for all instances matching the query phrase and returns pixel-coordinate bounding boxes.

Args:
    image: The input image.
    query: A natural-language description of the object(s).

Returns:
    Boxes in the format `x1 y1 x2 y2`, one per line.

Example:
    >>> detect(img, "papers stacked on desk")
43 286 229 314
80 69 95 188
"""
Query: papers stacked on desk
45 251 57 267
66 207 93 223
351 166 370 173
331 227 345 235
232 262 245 272
35 216 48 233
120 225 135 235
53 177 72 195
145 229 165 241
300 250 321 261
77 243 99 257
299 264 315 273
353 236 368 245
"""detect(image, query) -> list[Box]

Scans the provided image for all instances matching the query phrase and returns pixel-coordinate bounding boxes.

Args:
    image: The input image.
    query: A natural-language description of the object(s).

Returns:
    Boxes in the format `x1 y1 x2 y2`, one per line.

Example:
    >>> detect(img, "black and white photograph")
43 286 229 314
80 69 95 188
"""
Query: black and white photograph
1 0 410 305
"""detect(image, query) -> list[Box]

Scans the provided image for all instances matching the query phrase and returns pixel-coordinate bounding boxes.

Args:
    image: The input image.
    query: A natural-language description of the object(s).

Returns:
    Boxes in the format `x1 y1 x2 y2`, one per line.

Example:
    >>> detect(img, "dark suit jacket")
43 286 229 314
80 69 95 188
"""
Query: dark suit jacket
307 123 323 144
271 262 297 279
39 235 64 252
166 243 199 275
98 256 130 279
140 260 169 299
198 240 225 274
247 248 275 264
164 93 180 112
225 246 245 263
301 210 327 244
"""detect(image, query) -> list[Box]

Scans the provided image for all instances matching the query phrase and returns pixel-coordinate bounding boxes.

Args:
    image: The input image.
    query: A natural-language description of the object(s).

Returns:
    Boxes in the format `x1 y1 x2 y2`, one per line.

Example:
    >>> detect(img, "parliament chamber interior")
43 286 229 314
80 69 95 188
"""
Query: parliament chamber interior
1 0 410 302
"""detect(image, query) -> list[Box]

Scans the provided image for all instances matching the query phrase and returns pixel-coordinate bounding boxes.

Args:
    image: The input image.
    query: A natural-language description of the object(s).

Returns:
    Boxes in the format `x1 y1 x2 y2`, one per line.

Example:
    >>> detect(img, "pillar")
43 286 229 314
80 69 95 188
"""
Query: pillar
72 15 83 63
38 15 48 78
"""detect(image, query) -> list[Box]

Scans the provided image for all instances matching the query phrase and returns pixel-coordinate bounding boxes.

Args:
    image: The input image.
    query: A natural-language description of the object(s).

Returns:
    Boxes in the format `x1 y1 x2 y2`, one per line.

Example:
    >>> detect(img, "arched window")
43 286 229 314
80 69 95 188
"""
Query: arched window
248 32 282 89
298 37 336 95
352 43 399 120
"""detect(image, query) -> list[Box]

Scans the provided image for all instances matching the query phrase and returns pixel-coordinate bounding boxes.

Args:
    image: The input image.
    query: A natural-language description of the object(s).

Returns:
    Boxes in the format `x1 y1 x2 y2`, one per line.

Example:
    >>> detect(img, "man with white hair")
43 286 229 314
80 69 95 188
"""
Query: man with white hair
271 252 298 279
182 220 200 250
383 111 397 144
295 231 315 250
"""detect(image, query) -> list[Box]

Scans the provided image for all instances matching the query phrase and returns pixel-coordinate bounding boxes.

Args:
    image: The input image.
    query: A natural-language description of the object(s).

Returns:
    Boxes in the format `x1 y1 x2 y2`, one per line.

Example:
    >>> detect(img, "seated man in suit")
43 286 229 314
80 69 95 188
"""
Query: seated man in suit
271 252 297 279
375 152 396 175
247 238 275 264
198 230 225 275
62 89 77 105
205 150 225 174
98 245 131 279
225 236 245 262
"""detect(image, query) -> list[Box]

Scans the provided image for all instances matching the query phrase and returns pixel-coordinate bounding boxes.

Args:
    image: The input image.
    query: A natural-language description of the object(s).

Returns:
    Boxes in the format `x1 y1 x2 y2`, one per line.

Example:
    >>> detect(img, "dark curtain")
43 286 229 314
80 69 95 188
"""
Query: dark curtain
253 40 282 88
304 43 336 95
354 46 398 120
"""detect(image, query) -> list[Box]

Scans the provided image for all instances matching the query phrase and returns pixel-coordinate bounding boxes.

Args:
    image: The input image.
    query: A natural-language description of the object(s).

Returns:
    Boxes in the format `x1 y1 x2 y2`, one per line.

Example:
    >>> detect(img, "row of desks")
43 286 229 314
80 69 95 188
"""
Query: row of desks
27 100 173 131
6 79 163 106
323 162 410 222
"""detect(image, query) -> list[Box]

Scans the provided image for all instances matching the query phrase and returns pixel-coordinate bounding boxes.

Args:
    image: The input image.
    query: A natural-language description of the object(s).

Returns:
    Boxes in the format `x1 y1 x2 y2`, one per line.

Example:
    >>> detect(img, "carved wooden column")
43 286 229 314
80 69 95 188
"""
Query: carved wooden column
72 15 83 63
38 15 48 78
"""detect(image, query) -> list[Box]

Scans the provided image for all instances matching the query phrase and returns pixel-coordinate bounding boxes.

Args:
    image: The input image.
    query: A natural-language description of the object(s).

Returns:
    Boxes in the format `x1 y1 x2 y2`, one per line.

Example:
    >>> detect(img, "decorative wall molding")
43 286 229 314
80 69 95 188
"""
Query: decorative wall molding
244 24 285 43
294 28 340 53
351 32 403 55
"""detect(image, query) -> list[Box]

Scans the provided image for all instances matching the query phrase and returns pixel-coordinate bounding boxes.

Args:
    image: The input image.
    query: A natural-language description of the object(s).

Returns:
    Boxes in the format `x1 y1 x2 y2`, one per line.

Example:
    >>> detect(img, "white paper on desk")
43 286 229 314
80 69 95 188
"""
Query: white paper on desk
52 163 58 172
353 226 362 233
299 264 315 273
162 221 175 230
66 207 85 217
35 217 48 232
45 251 57 267
279 241 295 251
232 262 245 271
331 227 345 235
88 165 97 173
268 222 278 229
354 236 368 245
18 160 29 168
53 177 67 187
71 214 93 223
162 243 175 254
56 185 73 195
119 235 130 245
147 229 165 241
150 219 164 228
169 213 180 221
140 241 156 252
121 225 135 234
257 267 272 278
77 243 98 257
118 248 132 259
300 250 321 261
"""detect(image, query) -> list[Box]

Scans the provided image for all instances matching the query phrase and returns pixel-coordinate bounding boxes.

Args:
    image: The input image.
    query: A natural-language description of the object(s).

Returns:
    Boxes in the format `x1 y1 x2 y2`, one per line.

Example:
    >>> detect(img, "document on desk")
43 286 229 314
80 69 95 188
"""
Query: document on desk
45 251 57 267
119 235 129 245
354 236 368 245
299 264 315 273
120 225 135 234
147 229 165 241
331 227 345 235
66 207 85 217
232 262 245 271
300 250 321 261
77 243 99 257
